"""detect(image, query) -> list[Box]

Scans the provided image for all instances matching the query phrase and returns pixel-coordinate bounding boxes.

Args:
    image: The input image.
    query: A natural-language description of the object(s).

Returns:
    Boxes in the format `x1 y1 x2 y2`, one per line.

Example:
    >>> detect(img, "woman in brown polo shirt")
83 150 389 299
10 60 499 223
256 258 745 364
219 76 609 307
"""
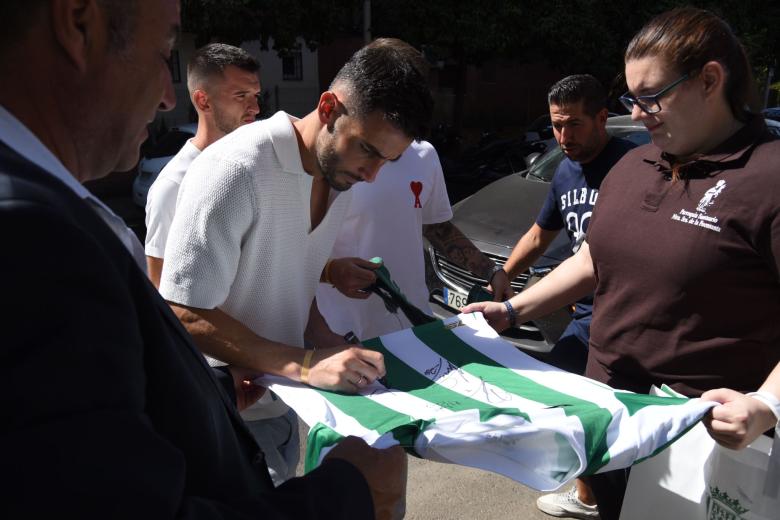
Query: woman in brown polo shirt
465 7 780 519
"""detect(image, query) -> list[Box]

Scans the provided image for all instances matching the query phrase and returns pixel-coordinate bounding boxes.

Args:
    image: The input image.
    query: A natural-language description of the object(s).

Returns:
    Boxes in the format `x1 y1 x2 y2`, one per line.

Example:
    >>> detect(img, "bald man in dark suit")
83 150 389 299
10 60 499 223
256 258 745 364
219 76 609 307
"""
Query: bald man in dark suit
0 1 399 517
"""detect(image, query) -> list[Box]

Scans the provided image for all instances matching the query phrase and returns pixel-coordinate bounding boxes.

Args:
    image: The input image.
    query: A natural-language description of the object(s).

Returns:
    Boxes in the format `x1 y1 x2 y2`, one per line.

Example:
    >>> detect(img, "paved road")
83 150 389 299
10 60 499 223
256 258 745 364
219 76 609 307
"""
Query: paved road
406 455 551 519
296 421 551 520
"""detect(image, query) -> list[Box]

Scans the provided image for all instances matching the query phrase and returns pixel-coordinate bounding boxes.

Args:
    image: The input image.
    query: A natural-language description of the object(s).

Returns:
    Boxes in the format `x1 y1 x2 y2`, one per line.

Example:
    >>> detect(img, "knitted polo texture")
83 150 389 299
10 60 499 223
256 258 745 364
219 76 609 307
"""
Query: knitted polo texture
160 112 352 418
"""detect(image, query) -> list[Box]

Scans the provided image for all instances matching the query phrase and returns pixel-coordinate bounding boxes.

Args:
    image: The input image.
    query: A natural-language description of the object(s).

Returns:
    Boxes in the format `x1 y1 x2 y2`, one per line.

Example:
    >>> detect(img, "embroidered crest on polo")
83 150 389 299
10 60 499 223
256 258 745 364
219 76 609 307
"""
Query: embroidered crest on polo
670 179 727 233
696 180 727 213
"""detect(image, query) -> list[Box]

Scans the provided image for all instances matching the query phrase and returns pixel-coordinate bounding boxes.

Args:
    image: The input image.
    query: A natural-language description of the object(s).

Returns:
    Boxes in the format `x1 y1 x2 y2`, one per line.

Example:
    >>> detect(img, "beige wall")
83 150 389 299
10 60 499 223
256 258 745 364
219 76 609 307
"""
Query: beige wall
152 35 319 131
243 38 320 119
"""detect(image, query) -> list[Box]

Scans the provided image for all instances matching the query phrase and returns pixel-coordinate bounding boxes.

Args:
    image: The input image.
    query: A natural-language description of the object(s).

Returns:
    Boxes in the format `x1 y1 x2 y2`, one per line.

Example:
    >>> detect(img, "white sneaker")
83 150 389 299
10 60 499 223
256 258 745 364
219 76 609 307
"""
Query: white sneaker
536 487 600 519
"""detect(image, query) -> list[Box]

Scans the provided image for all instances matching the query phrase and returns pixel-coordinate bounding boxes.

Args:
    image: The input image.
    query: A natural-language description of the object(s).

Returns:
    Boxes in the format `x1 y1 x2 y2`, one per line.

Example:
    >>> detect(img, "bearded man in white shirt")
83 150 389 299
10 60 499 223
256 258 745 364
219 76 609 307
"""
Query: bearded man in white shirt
159 38 434 494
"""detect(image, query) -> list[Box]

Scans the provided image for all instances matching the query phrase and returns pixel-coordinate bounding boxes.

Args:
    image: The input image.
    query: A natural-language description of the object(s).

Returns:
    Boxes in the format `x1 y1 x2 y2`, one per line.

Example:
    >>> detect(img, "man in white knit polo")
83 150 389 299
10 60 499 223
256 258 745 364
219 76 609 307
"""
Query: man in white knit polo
145 43 261 288
159 38 433 485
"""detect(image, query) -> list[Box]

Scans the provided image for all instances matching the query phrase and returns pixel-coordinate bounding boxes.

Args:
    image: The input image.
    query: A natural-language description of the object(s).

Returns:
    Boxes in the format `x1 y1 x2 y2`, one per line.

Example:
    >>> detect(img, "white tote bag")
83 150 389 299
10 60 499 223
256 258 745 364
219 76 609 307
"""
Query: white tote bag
705 432 780 520
621 386 780 520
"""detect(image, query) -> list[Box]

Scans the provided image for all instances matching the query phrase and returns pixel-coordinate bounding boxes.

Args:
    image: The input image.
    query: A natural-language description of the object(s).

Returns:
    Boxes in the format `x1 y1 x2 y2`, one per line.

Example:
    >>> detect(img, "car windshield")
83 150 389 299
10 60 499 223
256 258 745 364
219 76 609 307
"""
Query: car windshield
526 147 564 182
526 129 651 182
145 129 194 159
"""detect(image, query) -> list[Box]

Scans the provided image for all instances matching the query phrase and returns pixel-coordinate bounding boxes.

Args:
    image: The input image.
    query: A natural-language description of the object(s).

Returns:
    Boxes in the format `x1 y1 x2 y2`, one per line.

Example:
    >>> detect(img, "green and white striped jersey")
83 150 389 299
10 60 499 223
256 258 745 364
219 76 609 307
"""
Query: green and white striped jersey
263 313 715 491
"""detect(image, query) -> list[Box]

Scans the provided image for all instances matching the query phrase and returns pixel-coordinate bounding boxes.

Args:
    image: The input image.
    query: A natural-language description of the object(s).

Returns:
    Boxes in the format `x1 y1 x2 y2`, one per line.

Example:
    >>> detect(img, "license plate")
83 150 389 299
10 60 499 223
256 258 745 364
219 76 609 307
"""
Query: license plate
443 287 469 310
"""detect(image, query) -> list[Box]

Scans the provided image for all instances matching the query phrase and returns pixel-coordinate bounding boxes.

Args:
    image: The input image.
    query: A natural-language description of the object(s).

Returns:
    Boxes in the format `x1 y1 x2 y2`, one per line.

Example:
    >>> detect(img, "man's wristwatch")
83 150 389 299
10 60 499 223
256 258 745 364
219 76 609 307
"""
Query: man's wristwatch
487 265 506 284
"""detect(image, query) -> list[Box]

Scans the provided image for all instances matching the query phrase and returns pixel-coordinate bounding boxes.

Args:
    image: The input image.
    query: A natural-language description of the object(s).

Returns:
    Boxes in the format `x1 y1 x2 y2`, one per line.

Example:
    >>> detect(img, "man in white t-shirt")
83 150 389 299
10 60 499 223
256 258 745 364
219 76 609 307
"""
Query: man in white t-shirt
159 38 434 493
145 43 261 287
317 140 511 341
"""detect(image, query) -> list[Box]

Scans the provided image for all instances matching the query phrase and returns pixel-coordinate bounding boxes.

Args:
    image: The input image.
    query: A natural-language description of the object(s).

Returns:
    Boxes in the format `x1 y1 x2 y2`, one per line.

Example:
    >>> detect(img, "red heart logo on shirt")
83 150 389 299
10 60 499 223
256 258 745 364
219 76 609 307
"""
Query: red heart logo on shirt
410 181 423 208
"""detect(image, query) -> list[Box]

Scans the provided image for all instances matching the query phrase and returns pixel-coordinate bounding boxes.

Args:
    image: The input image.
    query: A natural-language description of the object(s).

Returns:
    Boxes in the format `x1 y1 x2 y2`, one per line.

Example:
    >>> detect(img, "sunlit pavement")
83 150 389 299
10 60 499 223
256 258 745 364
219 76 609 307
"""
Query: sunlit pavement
296 421 550 520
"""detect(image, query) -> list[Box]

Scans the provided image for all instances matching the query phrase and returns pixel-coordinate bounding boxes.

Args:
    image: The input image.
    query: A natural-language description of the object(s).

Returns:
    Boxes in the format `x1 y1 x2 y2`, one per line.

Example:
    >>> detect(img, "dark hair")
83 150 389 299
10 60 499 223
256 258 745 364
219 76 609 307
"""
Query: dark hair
1 0 136 54
547 74 607 117
625 7 757 122
330 38 433 141
187 43 260 93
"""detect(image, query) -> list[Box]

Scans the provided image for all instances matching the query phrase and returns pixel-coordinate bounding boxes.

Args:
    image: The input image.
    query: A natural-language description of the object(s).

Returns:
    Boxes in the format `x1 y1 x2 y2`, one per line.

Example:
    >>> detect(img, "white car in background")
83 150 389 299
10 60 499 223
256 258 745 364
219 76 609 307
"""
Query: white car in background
766 117 780 137
132 123 197 207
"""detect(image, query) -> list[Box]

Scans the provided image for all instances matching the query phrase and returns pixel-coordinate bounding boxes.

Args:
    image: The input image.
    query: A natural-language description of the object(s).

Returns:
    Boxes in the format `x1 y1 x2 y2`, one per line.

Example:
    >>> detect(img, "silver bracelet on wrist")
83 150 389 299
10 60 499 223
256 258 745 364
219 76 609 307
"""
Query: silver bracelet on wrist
503 300 517 328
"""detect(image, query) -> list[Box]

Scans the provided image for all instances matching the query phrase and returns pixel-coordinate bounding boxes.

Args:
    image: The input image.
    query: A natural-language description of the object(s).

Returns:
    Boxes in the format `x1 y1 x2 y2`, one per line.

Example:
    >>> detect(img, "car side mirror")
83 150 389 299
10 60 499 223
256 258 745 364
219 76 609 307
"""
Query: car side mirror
526 152 541 167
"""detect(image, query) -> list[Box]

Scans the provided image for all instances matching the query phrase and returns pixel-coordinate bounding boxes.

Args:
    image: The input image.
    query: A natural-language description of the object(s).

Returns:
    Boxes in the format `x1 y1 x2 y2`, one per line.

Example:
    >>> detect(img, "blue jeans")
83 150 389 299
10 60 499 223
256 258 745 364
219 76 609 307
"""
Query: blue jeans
245 408 300 486
544 320 589 375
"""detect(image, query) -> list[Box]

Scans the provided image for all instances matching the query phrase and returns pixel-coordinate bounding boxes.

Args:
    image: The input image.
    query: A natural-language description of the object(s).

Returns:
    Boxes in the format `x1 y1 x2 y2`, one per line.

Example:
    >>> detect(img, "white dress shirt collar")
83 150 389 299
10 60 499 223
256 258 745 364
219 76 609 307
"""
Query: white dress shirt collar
0 104 147 271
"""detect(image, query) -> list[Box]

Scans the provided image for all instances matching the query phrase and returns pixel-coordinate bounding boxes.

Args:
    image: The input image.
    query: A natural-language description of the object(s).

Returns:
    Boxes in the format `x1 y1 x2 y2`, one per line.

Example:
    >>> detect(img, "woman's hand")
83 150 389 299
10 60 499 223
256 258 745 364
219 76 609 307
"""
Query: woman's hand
701 388 778 450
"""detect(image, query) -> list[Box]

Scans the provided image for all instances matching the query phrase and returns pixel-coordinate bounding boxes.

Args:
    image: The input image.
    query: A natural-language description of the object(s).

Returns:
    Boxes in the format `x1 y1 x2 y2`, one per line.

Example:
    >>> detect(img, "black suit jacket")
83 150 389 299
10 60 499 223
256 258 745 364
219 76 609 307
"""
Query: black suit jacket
0 141 373 519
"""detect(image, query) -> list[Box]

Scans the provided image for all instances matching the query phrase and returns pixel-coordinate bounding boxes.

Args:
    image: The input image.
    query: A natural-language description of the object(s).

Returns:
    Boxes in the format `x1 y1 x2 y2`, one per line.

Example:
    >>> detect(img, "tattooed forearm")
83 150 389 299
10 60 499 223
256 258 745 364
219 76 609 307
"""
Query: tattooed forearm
423 221 495 279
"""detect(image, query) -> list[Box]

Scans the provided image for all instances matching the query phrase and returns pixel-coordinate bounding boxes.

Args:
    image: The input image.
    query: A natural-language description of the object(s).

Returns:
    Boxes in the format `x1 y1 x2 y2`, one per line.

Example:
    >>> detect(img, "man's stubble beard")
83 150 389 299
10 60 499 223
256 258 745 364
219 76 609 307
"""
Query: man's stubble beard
213 105 243 136
315 127 353 192
562 132 601 163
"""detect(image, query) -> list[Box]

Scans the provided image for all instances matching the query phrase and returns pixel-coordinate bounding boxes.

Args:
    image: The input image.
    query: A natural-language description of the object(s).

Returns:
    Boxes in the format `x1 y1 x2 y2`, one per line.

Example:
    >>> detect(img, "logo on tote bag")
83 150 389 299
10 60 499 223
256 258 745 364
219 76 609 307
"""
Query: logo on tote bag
707 486 749 520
